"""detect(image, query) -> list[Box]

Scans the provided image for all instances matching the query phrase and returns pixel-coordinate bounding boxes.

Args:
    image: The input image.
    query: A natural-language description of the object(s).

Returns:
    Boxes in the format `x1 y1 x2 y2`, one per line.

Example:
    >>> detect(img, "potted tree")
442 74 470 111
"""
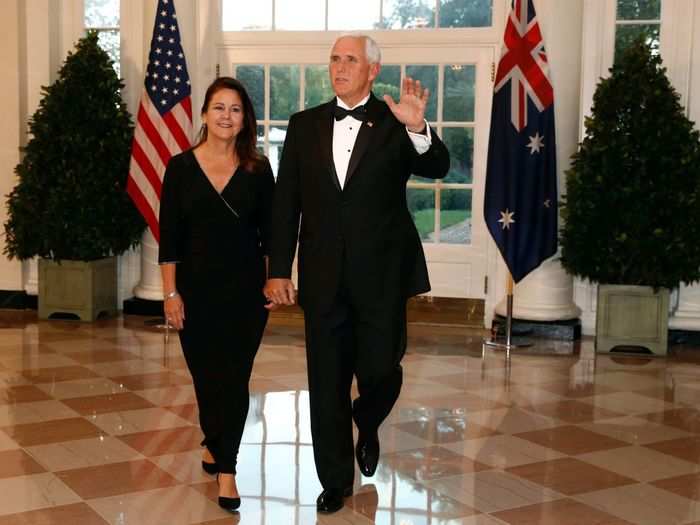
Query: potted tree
560 38 700 355
3 32 144 321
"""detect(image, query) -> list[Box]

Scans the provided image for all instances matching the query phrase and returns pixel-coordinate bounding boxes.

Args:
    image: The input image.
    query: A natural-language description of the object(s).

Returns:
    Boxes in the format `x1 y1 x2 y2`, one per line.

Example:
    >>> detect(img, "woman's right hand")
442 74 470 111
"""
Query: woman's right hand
164 294 185 330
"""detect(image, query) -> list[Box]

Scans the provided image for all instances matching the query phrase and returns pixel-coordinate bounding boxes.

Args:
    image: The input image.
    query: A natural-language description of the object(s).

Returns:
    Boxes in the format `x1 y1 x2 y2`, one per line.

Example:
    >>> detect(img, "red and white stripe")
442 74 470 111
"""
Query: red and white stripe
126 90 192 242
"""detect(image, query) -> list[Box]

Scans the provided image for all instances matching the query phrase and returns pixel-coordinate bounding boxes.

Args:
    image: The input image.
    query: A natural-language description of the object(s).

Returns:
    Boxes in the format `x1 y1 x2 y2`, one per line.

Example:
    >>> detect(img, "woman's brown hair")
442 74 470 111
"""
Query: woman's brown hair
195 76 263 172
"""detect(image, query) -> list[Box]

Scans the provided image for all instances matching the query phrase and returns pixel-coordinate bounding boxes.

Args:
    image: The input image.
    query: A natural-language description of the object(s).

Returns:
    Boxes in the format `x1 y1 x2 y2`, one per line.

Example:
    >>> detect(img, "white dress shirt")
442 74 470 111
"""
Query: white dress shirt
332 94 432 189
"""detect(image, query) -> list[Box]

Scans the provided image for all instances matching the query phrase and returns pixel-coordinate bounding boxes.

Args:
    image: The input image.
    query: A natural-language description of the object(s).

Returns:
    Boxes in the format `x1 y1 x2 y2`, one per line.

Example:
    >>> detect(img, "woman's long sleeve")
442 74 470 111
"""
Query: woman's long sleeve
158 158 183 264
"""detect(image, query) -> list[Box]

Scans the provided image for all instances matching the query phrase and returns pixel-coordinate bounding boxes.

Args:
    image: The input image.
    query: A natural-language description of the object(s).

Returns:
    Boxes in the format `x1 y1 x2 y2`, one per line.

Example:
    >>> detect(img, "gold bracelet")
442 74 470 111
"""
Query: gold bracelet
164 291 179 300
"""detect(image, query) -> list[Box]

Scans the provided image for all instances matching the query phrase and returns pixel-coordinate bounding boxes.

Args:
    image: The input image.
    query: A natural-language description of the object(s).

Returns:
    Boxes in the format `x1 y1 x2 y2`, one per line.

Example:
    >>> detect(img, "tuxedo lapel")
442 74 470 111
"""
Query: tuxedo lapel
315 102 341 192
345 94 384 186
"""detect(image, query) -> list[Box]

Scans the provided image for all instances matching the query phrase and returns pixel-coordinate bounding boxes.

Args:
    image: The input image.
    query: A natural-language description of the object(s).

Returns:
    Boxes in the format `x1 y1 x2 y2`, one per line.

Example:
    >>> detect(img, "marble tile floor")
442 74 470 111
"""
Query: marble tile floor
0 313 700 524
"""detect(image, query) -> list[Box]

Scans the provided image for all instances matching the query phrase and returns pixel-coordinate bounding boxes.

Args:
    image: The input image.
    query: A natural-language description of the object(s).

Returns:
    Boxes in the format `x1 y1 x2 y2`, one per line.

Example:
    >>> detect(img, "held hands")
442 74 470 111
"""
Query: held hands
164 294 185 330
383 77 429 133
264 278 297 310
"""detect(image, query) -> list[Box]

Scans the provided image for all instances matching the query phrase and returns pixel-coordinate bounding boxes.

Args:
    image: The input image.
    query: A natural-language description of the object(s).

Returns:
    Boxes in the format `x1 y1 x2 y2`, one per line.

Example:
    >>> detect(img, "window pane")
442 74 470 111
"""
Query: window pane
222 0 272 30
96 30 120 76
614 24 660 63
270 66 300 120
440 189 471 244
276 0 325 29
236 65 265 121
304 66 334 109
373 65 401 102
439 0 492 28
406 65 438 121
380 0 435 29
442 127 473 183
85 0 119 27
269 126 287 177
616 0 661 20
443 64 475 122
328 0 381 30
256 125 265 154
407 188 435 242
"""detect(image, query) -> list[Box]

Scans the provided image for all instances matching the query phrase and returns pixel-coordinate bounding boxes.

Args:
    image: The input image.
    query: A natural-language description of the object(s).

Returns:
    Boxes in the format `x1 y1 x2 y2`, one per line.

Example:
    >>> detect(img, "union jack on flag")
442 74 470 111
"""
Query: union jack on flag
483 0 558 283
126 0 193 243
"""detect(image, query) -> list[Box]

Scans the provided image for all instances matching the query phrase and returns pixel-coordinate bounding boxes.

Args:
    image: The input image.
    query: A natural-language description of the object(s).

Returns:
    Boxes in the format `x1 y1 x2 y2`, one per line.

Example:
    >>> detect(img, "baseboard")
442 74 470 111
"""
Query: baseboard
269 296 485 327
122 297 164 317
0 290 37 310
669 329 700 345
492 315 582 341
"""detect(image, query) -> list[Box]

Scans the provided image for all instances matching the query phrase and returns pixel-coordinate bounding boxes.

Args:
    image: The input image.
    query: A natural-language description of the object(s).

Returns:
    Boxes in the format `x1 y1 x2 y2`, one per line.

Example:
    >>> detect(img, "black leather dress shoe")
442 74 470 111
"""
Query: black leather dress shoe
316 486 353 513
356 431 380 477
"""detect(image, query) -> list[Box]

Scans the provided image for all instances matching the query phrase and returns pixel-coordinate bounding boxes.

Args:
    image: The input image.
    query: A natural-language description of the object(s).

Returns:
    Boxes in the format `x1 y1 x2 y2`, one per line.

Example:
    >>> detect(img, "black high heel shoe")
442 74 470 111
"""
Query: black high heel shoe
201 460 218 475
216 473 241 512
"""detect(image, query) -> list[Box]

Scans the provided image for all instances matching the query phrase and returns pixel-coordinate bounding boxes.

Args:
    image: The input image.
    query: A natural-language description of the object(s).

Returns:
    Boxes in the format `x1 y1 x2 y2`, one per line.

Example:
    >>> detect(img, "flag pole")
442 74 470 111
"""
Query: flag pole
505 274 514 349
483 272 532 358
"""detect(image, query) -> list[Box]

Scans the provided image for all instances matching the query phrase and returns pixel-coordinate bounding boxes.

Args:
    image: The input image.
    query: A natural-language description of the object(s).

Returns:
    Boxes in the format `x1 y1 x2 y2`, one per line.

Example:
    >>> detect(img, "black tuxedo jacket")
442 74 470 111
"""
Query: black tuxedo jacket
269 93 450 313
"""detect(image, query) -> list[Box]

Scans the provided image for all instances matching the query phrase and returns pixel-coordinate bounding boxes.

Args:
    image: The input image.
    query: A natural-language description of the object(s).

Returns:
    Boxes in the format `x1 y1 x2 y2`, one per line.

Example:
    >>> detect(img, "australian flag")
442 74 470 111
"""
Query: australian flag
484 0 558 283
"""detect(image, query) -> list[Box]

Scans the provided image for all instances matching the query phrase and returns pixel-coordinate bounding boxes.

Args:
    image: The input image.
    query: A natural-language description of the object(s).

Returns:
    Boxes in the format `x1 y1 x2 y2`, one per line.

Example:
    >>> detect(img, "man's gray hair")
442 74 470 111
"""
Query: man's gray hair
334 33 382 64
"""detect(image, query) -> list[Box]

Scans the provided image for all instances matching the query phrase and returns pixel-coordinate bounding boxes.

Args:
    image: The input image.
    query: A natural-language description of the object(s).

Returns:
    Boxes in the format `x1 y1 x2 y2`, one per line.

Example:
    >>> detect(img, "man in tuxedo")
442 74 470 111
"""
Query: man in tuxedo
264 34 450 514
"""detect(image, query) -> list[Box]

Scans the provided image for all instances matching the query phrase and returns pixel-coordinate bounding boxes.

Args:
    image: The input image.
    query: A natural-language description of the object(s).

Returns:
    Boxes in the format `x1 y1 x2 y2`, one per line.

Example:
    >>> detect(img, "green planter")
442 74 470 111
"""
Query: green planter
596 284 669 356
38 257 118 321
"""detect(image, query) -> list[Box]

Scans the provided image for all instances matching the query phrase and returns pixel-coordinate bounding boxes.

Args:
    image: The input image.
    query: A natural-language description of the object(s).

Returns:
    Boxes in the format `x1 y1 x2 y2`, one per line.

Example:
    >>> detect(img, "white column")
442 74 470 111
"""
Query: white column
669 3 700 332
670 285 700 331
20 0 54 296
133 230 164 300
486 0 583 324
0 1 23 291
495 259 580 320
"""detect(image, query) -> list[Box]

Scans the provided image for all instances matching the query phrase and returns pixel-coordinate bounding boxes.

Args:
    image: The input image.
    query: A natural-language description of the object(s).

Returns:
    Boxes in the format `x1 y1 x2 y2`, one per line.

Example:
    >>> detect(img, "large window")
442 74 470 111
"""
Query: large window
222 0 493 31
614 0 661 62
234 61 476 245
85 0 120 74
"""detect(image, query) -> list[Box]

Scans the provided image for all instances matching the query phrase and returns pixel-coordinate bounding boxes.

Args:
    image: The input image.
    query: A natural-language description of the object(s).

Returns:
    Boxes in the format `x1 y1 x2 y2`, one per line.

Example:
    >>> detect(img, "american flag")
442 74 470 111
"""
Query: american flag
127 0 192 243
483 0 558 282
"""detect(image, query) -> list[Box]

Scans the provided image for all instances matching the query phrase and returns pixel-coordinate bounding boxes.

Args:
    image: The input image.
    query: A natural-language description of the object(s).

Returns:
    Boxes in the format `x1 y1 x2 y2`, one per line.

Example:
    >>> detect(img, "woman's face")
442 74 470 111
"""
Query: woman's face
202 88 244 143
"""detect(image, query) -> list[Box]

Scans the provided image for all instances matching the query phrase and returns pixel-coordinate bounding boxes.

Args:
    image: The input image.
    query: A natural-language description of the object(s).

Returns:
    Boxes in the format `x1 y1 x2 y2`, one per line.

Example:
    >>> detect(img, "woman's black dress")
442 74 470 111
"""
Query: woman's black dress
158 149 274 474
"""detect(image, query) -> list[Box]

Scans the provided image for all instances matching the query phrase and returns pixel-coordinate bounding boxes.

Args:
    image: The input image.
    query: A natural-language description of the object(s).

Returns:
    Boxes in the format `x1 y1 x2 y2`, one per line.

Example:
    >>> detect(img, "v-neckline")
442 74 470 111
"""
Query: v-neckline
191 149 239 196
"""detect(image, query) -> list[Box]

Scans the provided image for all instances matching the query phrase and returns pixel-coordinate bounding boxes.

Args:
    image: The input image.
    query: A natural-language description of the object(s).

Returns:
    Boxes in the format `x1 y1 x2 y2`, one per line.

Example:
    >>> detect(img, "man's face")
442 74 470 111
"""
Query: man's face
329 37 380 105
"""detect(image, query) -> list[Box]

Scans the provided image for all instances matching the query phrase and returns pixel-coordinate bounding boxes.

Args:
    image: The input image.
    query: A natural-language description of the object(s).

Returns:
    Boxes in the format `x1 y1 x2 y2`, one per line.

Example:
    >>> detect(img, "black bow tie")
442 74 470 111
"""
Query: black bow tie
334 104 367 121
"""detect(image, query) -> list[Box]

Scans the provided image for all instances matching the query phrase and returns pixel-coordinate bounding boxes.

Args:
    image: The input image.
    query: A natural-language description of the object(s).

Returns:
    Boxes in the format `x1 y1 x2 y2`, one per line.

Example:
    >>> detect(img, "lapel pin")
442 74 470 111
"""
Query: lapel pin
367 121 373 128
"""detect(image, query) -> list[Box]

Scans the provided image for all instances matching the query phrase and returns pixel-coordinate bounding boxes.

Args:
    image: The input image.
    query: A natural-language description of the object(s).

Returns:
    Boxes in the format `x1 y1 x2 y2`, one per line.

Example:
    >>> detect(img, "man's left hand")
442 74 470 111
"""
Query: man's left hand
383 77 428 133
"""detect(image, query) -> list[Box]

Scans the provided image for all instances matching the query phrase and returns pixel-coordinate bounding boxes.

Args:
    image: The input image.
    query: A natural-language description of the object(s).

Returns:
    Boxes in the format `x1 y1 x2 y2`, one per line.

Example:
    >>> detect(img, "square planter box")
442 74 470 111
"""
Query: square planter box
38 257 118 321
596 284 669 356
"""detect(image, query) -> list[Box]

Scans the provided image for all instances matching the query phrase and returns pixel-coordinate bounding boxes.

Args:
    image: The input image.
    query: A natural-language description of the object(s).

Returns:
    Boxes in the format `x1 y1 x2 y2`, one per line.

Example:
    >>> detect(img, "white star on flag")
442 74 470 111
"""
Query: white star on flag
498 209 515 229
527 132 544 154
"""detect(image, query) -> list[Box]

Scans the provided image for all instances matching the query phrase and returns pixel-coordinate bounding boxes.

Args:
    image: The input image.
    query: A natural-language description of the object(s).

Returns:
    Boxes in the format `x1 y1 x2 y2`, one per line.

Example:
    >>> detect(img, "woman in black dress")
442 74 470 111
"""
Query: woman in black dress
158 77 274 512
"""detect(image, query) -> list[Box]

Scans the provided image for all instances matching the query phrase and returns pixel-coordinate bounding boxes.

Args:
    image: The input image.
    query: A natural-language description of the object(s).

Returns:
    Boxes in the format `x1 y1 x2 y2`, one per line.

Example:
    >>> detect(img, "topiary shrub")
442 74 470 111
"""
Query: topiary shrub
4 31 144 262
560 37 700 290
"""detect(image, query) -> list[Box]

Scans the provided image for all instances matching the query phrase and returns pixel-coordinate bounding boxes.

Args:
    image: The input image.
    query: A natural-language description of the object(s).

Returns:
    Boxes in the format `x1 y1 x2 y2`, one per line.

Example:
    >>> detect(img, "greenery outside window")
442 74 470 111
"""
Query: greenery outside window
85 0 120 75
614 0 661 62
222 0 493 31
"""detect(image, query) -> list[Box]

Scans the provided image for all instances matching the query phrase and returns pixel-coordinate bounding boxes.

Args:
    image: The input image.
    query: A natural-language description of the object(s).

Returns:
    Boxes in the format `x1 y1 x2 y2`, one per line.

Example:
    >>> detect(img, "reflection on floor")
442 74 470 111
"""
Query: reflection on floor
0 313 699 524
